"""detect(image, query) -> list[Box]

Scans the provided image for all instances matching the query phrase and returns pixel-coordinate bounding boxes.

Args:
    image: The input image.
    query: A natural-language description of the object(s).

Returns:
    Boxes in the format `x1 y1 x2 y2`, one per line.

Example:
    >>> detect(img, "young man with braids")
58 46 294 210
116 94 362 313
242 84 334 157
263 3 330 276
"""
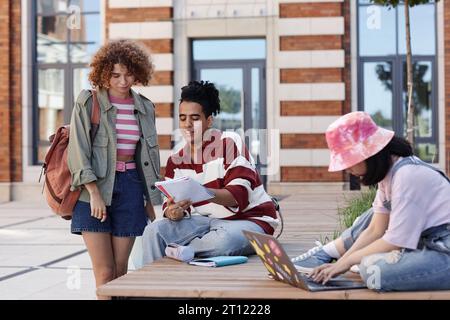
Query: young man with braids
141 81 279 265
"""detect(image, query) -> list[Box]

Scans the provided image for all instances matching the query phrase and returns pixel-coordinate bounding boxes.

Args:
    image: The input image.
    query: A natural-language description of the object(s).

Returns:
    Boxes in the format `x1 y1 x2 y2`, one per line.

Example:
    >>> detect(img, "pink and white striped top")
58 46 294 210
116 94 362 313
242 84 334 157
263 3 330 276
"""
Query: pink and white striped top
109 95 140 156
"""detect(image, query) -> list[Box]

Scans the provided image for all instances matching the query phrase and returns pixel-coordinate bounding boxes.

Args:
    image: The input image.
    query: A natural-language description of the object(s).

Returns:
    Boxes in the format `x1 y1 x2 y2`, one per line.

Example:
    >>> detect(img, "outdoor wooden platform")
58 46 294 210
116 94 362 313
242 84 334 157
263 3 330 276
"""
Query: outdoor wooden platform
97 191 450 300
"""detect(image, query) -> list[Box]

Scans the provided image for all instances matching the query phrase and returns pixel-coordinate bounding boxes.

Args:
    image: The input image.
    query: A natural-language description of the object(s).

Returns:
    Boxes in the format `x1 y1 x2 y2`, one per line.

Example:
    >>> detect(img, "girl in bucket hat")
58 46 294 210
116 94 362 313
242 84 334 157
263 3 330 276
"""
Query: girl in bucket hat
292 111 450 291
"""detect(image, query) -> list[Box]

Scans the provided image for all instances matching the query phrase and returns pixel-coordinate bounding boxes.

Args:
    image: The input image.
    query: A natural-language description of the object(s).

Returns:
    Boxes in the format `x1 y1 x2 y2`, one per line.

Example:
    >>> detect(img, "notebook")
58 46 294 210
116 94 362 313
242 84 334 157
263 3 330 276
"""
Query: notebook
242 230 367 292
154 176 215 203
188 256 248 267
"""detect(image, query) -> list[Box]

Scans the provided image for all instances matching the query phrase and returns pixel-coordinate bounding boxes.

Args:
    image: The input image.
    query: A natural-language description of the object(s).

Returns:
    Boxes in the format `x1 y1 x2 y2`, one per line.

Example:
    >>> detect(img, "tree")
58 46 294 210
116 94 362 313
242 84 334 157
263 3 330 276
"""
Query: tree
375 61 432 136
217 85 241 114
369 0 437 146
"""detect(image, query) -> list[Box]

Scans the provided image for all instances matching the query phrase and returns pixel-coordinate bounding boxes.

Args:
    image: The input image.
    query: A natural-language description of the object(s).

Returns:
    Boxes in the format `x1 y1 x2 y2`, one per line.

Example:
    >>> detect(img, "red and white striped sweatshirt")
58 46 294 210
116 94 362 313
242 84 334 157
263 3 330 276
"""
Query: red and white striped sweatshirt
162 129 279 235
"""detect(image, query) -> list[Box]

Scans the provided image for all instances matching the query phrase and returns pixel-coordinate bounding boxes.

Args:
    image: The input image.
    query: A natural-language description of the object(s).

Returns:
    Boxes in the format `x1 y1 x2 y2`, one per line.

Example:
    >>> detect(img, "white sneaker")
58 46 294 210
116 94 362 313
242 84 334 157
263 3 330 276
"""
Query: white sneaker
294 265 314 275
350 264 360 273
291 241 333 274
165 243 195 262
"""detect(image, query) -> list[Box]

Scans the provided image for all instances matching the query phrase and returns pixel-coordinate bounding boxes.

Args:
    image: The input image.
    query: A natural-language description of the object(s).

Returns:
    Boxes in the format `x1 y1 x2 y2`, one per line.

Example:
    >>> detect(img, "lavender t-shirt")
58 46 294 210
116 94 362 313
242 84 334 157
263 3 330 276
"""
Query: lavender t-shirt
372 157 450 249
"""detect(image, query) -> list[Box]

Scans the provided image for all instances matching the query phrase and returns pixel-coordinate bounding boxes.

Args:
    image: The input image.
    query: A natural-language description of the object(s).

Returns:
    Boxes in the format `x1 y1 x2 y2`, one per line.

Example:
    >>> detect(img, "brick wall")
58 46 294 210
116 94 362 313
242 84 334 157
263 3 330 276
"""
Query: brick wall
280 68 342 83
137 39 173 53
279 2 342 18
105 6 173 44
0 1 11 182
280 101 343 116
278 1 347 182
343 0 351 115
151 70 174 86
154 103 173 118
0 0 21 183
280 35 342 51
11 1 21 182
281 134 328 149
107 7 172 23
281 167 343 182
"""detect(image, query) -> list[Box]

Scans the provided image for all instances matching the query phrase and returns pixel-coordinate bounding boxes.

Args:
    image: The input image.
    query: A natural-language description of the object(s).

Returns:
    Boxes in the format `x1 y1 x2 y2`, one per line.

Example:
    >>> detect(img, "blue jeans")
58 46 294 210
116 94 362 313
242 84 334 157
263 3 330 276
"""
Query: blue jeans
358 223 450 292
141 215 264 265
340 208 374 250
339 208 450 291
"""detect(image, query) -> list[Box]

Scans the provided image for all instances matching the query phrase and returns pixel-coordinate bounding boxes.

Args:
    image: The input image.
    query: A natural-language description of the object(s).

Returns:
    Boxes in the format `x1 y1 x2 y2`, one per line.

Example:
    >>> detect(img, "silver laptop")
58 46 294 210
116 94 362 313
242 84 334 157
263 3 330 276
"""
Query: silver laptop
243 230 366 292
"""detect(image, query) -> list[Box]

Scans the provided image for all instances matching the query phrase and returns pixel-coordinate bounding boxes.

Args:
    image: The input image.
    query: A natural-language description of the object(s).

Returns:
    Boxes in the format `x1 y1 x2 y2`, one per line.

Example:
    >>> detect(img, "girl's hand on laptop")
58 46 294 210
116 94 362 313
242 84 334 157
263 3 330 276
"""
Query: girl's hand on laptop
166 198 192 221
310 259 351 284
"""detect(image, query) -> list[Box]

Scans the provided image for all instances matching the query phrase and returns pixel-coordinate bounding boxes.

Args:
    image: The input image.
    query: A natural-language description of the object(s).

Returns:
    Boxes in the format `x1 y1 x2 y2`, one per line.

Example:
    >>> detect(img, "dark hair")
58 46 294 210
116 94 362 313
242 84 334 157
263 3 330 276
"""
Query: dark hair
361 136 413 186
180 81 220 118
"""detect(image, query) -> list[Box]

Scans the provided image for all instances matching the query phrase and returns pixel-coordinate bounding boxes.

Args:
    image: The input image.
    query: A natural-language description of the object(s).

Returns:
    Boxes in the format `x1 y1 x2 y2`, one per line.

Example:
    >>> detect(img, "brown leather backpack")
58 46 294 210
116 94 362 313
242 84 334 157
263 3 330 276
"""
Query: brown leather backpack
40 90 100 220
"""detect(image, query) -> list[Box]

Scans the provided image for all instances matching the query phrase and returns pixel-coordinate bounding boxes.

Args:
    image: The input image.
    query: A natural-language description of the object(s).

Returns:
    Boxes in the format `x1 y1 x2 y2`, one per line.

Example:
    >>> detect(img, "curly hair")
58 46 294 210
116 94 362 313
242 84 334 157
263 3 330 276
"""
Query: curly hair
180 81 221 117
88 40 154 88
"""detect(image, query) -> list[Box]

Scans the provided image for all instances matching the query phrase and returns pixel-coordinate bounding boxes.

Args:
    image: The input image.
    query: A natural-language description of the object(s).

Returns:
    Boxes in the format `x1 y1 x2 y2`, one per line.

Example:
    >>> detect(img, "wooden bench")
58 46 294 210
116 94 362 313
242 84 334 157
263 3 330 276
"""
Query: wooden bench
97 192 450 300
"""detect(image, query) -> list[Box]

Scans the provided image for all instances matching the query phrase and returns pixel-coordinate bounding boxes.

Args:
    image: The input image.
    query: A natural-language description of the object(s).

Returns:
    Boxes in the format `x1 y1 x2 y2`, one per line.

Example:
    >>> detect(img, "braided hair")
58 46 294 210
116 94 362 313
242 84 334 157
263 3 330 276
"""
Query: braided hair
180 80 221 117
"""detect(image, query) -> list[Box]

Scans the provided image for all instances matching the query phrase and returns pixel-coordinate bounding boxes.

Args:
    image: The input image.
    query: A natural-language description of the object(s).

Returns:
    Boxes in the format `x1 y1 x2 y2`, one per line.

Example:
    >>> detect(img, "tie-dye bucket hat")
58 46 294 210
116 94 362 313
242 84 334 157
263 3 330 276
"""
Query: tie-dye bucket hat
325 111 395 172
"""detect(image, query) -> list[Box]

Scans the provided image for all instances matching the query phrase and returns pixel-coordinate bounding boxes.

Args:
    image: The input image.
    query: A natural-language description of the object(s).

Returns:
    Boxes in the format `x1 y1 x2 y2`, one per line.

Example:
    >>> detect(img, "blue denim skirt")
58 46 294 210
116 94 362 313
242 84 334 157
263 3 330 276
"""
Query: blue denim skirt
71 169 147 237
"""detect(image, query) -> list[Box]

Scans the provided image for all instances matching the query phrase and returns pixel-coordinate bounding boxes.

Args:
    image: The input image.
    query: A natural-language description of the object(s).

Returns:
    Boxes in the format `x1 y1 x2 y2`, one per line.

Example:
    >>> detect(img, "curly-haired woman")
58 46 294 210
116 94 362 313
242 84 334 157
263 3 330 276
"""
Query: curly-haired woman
67 40 162 299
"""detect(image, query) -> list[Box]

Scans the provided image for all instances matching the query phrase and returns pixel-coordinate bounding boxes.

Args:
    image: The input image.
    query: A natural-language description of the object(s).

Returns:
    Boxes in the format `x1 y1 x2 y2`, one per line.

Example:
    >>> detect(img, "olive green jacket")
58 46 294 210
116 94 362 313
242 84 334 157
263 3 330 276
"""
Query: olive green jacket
67 88 162 206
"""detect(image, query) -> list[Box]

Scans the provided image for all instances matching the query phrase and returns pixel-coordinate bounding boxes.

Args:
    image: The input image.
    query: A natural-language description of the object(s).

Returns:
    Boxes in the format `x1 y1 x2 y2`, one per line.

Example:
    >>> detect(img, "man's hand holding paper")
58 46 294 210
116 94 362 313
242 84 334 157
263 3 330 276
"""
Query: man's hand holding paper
165 198 192 221
154 176 215 203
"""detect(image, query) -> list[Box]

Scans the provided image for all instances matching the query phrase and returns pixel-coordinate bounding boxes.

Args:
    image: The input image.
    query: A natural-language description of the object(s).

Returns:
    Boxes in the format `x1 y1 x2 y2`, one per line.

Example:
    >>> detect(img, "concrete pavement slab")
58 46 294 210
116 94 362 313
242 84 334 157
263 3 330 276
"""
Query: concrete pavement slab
0 267 29 278
0 201 98 299
0 268 96 300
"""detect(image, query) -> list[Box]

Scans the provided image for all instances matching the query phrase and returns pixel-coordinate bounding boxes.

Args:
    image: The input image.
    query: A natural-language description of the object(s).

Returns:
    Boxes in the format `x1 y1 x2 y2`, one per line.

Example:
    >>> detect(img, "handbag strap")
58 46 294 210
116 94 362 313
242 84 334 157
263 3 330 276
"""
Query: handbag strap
89 90 100 142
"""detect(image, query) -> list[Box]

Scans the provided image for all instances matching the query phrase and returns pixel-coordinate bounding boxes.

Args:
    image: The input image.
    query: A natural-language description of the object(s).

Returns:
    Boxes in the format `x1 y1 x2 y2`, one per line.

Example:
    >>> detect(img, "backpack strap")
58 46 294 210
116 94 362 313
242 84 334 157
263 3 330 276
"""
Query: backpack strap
391 156 450 184
271 197 284 239
383 156 450 211
89 90 101 142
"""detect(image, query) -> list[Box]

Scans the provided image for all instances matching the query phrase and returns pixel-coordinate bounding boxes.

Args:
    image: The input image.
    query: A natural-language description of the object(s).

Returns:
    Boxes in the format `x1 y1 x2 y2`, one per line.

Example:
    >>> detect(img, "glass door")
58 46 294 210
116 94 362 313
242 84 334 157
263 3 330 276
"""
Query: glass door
361 60 395 131
198 68 244 132
357 1 438 164
37 67 65 161
401 59 437 162
360 58 437 162
193 61 267 184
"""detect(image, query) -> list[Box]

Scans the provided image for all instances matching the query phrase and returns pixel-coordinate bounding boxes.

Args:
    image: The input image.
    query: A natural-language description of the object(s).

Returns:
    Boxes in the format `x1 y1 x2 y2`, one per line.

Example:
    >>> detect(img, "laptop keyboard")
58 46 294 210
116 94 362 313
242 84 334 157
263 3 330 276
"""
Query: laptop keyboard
301 275 366 290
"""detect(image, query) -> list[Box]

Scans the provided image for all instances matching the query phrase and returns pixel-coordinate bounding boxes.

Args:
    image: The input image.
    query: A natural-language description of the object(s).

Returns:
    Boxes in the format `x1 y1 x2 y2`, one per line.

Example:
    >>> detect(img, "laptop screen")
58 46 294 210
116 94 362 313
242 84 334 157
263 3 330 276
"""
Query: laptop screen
243 230 367 292
243 230 309 290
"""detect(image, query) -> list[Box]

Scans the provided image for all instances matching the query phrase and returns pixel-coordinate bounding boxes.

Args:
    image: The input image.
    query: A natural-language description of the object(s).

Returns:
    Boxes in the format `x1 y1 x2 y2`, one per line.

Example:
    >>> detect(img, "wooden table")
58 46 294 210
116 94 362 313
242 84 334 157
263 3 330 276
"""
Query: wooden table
97 250 450 300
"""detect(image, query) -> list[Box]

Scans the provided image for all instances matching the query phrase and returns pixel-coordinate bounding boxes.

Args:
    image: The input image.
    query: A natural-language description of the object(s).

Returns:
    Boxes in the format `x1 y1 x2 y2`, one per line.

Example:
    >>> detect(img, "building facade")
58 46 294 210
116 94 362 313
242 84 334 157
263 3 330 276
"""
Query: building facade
0 0 449 201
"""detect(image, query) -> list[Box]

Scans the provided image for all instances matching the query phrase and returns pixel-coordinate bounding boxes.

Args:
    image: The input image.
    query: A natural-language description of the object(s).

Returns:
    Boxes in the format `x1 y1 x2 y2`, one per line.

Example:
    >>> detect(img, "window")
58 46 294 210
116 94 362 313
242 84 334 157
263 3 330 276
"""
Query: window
34 0 100 163
358 1 438 162
192 39 266 61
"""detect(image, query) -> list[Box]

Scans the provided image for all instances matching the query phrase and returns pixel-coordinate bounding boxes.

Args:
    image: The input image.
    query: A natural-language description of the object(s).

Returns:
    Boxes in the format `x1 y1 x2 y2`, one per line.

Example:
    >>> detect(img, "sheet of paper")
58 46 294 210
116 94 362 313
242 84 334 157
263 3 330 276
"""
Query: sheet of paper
154 176 215 203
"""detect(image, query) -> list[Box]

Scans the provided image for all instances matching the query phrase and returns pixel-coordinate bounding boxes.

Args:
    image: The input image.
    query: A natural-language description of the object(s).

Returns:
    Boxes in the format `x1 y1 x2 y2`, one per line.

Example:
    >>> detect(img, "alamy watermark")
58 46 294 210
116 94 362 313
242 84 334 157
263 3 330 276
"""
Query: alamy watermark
66 5 81 30
361 250 404 290
66 265 81 290
366 5 381 30
365 264 382 290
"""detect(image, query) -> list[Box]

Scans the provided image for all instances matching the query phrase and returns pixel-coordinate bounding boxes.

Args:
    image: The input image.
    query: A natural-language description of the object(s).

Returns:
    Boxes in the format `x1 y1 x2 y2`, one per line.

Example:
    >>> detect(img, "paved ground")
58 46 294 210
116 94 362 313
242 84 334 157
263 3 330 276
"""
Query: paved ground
0 198 178 300
0 199 97 299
